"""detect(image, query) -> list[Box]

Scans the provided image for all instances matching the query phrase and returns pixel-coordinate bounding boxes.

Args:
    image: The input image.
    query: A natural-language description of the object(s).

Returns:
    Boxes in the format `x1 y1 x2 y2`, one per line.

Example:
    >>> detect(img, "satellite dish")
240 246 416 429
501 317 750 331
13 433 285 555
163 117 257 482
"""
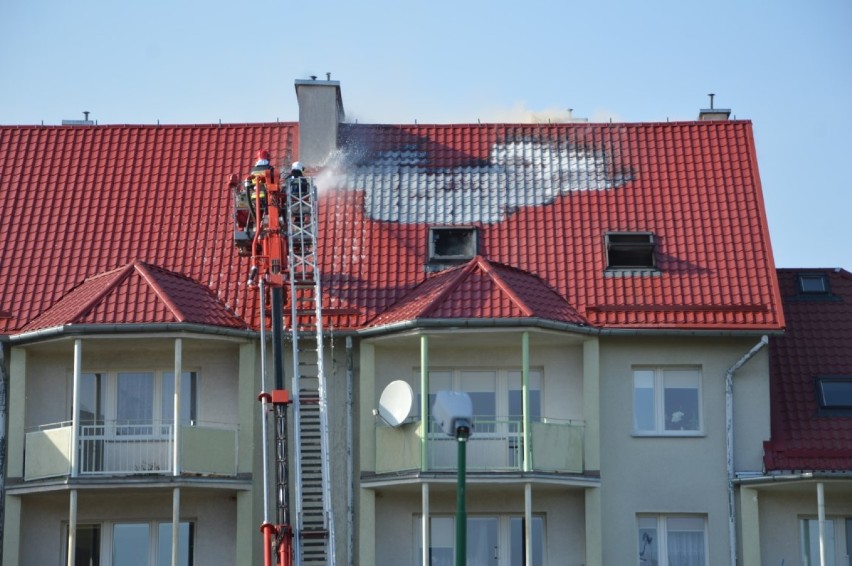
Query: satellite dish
378 380 414 427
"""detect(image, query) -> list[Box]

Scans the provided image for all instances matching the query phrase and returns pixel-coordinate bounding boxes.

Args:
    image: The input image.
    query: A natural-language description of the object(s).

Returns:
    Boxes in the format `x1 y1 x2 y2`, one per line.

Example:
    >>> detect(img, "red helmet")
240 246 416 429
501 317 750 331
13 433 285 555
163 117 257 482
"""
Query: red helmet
257 149 270 162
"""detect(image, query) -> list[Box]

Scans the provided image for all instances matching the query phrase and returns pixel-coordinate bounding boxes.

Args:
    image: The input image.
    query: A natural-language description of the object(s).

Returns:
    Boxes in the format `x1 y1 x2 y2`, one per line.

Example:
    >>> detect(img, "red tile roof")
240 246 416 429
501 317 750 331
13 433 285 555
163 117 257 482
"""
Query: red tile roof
20 261 246 332
0 123 295 334
370 256 586 328
764 268 852 472
1 120 784 337
320 122 784 331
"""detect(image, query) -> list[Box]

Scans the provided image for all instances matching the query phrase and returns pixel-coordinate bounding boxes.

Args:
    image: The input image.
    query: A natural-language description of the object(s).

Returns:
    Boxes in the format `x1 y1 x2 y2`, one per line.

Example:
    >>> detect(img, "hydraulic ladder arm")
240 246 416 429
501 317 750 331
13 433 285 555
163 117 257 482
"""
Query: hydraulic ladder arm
229 152 334 566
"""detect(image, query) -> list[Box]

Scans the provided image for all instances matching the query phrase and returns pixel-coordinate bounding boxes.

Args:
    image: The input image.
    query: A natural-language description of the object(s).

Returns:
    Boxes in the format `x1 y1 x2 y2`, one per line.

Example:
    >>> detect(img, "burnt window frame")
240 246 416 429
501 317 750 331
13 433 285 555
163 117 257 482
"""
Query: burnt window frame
605 232 657 271
428 226 478 263
815 376 852 416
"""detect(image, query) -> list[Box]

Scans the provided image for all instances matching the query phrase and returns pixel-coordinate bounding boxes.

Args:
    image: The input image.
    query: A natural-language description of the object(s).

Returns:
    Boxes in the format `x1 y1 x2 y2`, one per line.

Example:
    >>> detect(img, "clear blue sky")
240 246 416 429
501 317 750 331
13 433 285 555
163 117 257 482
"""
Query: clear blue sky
1 0 849 269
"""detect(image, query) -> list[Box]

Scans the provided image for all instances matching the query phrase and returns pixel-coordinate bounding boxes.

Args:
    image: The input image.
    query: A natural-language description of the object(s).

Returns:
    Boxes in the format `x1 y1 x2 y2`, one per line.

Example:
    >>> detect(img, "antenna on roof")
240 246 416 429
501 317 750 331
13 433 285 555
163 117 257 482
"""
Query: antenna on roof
708 93 715 110
311 75 317 80
83 111 90 121
326 72 331 80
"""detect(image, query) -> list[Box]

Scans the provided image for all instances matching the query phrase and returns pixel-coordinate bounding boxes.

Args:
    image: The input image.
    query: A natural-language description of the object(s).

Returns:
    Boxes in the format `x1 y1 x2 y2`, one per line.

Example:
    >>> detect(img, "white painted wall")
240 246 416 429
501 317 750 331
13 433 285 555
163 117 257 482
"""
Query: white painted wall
597 335 771 566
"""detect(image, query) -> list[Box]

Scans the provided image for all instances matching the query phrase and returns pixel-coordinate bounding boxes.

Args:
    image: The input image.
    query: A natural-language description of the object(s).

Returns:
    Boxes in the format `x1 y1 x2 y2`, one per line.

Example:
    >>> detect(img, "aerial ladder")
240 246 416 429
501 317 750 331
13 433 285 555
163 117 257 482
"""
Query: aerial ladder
230 151 335 566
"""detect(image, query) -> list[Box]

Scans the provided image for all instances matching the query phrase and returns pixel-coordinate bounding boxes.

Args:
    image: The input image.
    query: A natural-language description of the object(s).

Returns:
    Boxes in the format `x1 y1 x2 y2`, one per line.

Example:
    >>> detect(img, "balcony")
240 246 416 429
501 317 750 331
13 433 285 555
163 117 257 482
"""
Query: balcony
374 417 584 475
24 420 239 481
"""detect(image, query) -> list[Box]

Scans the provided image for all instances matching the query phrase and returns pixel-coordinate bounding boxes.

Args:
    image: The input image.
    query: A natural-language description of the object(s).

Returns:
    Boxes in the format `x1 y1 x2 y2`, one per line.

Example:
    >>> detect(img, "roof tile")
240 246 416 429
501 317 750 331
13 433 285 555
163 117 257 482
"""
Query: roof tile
764 269 852 471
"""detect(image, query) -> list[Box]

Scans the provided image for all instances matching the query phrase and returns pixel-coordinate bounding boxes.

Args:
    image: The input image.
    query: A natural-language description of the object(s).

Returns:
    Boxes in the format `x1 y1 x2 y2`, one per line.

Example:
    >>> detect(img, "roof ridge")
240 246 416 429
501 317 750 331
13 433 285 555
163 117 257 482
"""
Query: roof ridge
72 263 137 322
418 261 478 318
132 261 188 323
474 256 535 317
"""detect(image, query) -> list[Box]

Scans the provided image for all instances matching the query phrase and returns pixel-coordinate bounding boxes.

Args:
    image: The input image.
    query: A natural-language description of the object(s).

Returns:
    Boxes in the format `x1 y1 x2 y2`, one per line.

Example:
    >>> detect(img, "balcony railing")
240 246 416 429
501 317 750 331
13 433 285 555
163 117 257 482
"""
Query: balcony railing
374 417 584 475
24 420 239 481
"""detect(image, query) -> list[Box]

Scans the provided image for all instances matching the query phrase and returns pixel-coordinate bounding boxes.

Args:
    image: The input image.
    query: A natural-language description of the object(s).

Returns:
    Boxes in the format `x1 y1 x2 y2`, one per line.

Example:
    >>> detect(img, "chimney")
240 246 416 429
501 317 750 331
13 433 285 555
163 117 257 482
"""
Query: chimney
295 77 345 168
698 93 731 121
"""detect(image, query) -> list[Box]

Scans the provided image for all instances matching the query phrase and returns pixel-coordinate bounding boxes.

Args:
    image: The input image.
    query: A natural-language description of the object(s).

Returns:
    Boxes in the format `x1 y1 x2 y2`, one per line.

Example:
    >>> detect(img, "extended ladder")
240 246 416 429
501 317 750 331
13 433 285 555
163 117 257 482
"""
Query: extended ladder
285 175 335 566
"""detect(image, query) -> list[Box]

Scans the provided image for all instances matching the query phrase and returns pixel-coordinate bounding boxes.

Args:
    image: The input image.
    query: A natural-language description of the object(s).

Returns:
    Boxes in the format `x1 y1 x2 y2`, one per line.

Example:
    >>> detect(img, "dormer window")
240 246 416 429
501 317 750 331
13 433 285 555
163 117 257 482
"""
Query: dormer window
799 274 829 294
606 232 656 270
429 227 477 262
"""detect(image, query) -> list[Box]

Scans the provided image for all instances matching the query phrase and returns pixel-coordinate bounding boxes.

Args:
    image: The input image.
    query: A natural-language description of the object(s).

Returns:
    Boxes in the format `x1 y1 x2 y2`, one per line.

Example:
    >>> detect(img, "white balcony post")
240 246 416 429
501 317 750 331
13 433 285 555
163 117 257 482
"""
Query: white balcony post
66 489 77 566
522 332 531 472
817 482 826 566
524 483 532 566
421 482 430 566
420 334 429 472
172 487 181 566
70 339 82 478
173 338 182 476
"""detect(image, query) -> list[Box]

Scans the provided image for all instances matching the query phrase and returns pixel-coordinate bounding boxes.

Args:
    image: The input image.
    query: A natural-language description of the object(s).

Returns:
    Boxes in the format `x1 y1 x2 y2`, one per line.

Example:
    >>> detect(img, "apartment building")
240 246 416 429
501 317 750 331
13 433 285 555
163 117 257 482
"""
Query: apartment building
0 81 785 565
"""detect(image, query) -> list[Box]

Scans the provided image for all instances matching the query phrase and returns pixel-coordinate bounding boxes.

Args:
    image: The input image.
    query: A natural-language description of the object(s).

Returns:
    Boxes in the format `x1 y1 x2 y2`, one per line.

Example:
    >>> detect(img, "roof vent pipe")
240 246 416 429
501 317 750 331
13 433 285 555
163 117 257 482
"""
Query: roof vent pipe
699 93 731 121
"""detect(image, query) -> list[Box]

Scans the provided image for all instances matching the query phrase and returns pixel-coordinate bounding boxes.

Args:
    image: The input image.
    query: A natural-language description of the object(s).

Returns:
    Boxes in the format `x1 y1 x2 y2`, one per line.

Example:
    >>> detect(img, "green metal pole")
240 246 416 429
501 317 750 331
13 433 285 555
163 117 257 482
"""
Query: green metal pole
456 432 468 566
421 335 429 472
522 331 531 472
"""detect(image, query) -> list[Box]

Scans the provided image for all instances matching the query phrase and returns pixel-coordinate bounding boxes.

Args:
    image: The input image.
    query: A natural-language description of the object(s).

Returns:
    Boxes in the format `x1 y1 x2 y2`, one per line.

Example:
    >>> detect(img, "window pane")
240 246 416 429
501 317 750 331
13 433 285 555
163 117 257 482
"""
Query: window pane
511 516 543 566
113 523 149 566
422 517 453 566
818 379 852 408
162 372 196 425
467 517 498 565
638 517 658 565
79 373 105 424
800 274 827 293
117 372 154 435
71 524 101 566
158 522 192 566
801 518 836 566
461 371 496 422
418 371 452 420
634 370 656 432
508 371 542 421
666 517 705 566
664 370 700 431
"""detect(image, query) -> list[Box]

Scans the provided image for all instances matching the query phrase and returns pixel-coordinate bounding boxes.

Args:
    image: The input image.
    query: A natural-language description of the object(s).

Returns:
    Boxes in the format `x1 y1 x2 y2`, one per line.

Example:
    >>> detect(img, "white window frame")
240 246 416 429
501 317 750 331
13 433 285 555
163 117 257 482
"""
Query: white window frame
799 516 852 566
416 514 545 566
63 520 195 566
413 368 543 425
69 370 199 436
633 367 703 436
637 514 708 566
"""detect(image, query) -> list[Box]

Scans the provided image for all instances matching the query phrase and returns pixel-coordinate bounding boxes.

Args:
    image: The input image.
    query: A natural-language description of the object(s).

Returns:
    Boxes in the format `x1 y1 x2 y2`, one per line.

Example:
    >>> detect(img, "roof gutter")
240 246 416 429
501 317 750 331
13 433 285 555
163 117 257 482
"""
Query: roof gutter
726 335 769 566
356 317 596 338
355 317 783 339
733 471 852 485
7 323 257 345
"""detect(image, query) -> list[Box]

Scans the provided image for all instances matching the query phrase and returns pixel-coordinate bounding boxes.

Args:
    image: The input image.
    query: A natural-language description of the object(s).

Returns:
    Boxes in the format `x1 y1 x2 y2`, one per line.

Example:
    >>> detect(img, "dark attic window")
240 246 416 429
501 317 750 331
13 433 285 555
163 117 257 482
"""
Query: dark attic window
429 227 477 262
606 232 656 270
799 273 829 294
816 376 852 415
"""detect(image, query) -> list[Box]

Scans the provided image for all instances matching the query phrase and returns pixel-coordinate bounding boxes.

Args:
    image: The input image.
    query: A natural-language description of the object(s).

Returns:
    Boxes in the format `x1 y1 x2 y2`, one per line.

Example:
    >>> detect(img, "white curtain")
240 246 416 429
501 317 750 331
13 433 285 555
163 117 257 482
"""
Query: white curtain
667 530 705 566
